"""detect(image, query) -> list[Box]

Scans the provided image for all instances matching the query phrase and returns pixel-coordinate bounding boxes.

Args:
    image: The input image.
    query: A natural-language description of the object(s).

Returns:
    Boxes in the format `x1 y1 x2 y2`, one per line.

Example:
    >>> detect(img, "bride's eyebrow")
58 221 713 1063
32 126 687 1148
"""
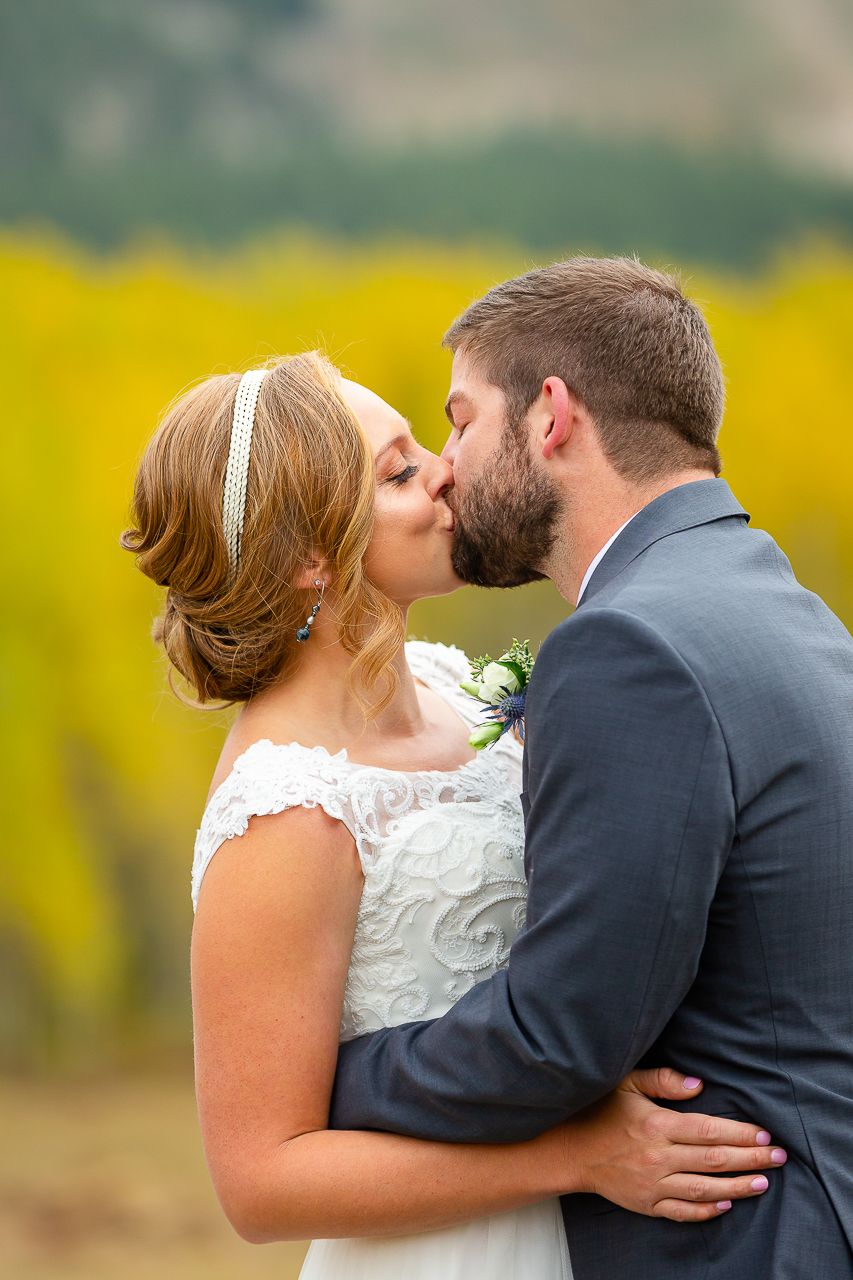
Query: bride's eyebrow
374 432 410 470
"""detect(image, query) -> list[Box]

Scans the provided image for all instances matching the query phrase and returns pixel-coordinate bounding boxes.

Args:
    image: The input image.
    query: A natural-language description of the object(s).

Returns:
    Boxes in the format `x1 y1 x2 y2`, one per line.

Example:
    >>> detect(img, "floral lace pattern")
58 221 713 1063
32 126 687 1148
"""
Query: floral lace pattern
192 642 527 1041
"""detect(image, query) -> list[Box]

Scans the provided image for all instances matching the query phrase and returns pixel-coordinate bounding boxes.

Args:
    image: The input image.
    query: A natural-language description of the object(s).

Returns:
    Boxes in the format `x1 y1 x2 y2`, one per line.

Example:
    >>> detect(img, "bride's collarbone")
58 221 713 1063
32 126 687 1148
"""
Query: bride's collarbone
341 689 478 773
345 727 477 774
214 704 476 784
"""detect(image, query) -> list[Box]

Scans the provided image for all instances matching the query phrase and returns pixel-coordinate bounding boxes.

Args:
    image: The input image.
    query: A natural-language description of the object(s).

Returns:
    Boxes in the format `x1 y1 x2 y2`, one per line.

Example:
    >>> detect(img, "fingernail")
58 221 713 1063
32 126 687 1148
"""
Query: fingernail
756 1130 771 1145
716 1200 732 1211
771 1149 787 1164
682 1076 702 1089
751 1176 769 1192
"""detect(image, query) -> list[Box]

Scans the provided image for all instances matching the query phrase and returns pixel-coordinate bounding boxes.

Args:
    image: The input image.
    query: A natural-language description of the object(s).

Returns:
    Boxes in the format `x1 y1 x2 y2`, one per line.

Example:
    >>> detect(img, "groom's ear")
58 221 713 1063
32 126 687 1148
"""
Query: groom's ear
538 376 575 460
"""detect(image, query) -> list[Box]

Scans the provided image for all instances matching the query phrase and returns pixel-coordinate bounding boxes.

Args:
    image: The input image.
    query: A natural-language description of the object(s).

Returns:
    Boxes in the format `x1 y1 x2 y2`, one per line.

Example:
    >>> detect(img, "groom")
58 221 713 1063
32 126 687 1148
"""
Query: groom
330 257 853 1277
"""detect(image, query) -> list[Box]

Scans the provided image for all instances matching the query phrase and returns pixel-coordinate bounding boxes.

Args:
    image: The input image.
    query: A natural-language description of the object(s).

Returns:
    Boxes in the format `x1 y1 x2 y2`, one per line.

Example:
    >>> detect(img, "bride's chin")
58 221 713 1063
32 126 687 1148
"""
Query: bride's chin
408 573 468 605
442 570 468 595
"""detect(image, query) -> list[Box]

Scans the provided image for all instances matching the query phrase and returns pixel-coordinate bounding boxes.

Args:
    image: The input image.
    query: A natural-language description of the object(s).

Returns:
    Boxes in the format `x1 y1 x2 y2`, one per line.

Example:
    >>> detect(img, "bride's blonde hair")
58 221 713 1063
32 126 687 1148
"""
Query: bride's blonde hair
121 351 405 715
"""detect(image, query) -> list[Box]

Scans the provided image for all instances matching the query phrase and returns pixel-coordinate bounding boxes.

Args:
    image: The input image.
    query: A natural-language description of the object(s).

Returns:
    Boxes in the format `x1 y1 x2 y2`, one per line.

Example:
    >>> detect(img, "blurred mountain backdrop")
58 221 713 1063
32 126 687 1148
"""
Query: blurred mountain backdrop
5 0 853 266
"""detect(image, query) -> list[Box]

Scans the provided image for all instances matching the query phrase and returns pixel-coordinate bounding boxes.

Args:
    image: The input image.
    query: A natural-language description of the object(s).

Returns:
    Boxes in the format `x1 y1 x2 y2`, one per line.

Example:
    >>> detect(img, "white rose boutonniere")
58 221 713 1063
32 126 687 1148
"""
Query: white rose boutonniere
460 638 535 750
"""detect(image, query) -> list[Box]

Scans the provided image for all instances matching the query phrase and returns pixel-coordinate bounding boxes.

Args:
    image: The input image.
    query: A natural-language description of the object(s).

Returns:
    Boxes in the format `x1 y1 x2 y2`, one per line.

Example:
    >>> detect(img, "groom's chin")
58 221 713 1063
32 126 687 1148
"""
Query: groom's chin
450 537 548 590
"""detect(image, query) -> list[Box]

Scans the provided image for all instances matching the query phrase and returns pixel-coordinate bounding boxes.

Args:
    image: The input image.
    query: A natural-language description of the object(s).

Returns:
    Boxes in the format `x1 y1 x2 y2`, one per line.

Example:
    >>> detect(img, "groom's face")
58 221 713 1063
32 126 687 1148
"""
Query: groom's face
441 352 563 587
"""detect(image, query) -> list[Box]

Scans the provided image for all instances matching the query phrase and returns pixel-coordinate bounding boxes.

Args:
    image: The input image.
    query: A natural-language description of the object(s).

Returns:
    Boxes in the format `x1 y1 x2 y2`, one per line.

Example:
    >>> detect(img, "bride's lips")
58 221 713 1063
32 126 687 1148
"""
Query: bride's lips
442 496 455 533
444 491 456 533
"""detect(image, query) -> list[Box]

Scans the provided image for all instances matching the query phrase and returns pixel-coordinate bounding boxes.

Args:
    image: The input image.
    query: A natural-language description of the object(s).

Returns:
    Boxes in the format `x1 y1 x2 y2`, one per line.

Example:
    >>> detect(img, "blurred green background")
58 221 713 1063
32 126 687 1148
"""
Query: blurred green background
3 1 853 1275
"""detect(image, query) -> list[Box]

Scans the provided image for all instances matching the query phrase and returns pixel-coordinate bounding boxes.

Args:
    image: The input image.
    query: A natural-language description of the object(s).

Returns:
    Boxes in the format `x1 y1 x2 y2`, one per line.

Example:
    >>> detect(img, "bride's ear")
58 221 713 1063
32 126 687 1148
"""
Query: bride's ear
295 554 332 590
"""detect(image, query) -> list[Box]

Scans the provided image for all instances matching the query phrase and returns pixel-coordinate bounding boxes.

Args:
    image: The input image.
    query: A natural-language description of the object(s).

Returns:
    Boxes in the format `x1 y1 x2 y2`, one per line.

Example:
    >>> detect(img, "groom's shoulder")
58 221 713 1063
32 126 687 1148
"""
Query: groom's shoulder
537 519 853 696
532 590 698 701
534 602 692 691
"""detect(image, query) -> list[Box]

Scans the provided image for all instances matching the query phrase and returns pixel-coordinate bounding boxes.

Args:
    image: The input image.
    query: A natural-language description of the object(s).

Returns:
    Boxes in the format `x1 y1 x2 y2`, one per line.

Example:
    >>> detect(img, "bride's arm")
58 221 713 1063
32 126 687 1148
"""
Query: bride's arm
192 806 777 1244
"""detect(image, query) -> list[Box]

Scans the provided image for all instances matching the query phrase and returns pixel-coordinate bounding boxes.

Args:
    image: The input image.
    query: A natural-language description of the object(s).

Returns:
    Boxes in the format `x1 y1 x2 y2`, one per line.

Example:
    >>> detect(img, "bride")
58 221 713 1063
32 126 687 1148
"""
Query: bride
122 353 777 1280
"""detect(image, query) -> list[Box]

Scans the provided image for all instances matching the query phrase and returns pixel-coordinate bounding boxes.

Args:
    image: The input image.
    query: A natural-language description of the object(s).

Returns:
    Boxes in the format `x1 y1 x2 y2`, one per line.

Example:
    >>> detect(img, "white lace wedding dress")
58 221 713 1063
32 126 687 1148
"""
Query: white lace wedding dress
192 641 572 1280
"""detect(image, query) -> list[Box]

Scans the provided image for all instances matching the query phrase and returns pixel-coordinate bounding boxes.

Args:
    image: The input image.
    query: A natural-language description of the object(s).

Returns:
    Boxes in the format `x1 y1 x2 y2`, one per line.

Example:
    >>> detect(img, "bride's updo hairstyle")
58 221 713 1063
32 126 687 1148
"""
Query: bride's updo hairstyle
121 351 405 713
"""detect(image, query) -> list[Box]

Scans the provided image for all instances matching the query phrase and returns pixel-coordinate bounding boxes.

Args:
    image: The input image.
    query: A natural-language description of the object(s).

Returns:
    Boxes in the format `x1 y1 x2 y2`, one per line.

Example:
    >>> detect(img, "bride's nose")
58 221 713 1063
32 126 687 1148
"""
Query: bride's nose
427 455 454 502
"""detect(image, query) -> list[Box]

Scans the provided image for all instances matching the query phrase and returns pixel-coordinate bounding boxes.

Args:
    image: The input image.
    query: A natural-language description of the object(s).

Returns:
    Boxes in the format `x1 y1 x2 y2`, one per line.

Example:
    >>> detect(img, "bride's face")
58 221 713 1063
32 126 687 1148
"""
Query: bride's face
340 379 463 607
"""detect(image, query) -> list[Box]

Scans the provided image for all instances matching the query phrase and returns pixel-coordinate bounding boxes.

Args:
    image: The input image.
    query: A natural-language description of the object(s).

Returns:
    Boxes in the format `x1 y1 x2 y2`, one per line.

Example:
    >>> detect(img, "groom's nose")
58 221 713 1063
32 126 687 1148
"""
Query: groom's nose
440 429 458 467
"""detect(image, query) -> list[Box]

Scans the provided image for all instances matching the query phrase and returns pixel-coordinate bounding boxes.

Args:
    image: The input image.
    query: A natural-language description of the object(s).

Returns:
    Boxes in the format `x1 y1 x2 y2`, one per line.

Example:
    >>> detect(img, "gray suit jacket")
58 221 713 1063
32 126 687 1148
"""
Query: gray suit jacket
330 480 853 1278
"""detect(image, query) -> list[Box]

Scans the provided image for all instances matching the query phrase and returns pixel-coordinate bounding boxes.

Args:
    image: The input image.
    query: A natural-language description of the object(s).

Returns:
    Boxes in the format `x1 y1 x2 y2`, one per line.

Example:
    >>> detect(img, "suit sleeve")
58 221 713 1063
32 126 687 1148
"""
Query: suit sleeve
329 608 735 1141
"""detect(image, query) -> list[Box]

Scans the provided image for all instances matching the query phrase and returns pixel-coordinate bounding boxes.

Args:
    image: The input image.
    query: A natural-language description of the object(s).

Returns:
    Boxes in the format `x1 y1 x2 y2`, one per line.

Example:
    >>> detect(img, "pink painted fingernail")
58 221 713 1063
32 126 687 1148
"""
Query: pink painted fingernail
682 1076 702 1089
716 1200 732 1211
751 1176 769 1192
756 1131 771 1145
771 1149 787 1164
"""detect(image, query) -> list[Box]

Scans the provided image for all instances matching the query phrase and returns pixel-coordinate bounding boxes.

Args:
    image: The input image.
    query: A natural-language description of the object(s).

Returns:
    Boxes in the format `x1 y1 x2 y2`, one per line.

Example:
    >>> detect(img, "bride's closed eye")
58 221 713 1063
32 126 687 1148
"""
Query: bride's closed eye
388 463 421 486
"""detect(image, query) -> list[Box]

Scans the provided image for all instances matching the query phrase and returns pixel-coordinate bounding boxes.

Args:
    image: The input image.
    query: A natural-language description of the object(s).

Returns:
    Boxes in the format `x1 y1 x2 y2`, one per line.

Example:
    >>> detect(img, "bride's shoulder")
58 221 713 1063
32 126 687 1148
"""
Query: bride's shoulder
205 739 352 824
405 639 470 691
230 736 349 779
193 739 354 908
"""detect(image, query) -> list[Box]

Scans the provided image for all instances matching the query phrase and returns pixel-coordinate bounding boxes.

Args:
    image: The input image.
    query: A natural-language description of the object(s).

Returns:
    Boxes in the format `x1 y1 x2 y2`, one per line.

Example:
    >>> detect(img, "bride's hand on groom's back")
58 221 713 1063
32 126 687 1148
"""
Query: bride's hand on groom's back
561 1066 786 1222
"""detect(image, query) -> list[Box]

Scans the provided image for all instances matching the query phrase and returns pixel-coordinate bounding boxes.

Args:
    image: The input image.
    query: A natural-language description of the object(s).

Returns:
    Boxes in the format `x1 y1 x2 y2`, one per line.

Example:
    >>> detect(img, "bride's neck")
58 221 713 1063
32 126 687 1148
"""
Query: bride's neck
241 609 423 747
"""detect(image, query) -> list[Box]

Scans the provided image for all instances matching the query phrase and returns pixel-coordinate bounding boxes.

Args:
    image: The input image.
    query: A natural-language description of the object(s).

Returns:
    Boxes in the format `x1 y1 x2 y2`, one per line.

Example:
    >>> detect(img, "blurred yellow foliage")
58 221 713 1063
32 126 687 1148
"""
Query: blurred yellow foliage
1 231 852 1066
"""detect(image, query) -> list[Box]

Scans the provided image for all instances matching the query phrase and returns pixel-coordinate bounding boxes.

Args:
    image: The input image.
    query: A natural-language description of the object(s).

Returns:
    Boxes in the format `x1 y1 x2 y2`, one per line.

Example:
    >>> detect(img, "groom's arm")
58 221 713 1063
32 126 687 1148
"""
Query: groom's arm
329 608 735 1142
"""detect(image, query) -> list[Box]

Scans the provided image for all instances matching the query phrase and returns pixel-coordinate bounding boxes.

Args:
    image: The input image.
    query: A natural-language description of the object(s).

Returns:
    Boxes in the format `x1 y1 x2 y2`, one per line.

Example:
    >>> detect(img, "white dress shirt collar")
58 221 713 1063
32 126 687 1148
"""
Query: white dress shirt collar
576 514 638 606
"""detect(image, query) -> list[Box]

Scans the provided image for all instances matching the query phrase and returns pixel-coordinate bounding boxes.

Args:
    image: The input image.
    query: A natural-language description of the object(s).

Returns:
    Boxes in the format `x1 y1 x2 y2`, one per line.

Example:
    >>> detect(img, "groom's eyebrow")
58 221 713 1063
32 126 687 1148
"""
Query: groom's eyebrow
444 391 471 424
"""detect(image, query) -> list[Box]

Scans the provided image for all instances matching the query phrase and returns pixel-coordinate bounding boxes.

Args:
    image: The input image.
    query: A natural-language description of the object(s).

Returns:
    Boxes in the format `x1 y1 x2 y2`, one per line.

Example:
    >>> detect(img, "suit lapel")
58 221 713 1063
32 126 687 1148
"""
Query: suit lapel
578 479 750 607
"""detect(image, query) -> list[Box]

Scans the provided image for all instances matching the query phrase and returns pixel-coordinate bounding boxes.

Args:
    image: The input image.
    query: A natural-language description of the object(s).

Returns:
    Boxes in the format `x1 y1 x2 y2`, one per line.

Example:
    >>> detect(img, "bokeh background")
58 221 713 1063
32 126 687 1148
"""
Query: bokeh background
3 1 853 1275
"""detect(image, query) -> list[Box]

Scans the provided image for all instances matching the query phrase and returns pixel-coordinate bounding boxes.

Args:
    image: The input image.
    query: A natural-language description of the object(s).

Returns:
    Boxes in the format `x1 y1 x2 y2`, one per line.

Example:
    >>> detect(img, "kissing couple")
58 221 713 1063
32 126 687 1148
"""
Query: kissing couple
123 256 853 1279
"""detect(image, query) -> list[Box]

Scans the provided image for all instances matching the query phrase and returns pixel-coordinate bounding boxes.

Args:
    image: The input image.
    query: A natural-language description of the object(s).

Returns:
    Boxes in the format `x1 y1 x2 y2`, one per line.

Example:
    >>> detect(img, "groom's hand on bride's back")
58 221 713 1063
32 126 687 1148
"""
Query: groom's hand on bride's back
565 1066 786 1222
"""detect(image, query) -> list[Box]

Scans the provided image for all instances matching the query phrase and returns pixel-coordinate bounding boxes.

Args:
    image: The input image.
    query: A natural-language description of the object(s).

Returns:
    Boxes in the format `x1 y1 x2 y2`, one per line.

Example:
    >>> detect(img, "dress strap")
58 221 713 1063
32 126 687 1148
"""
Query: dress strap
191 739 356 909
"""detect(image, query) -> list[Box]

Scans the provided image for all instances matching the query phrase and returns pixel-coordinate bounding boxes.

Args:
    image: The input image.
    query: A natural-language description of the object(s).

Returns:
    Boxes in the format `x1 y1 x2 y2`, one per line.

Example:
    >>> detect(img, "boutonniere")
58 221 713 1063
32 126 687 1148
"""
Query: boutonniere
460 638 535 750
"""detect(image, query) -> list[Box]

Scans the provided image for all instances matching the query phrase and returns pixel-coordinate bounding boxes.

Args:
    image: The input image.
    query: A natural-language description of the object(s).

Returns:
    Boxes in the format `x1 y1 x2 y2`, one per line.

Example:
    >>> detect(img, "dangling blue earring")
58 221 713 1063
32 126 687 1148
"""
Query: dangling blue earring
296 579 325 642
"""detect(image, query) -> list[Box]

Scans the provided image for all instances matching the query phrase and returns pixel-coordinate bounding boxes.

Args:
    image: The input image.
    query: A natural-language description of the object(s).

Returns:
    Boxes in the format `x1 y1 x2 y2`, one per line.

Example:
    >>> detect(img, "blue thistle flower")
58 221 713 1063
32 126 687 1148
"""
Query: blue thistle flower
486 689 527 742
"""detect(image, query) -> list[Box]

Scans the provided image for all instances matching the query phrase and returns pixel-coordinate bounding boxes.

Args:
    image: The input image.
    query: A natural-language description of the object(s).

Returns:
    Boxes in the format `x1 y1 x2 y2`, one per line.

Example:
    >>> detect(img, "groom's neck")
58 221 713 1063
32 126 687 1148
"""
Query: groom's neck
546 466 716 604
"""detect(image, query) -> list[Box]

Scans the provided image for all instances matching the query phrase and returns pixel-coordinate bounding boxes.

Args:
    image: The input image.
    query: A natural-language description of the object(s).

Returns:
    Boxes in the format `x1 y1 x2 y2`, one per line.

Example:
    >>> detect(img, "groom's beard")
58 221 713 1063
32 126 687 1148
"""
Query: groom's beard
448 423 564 588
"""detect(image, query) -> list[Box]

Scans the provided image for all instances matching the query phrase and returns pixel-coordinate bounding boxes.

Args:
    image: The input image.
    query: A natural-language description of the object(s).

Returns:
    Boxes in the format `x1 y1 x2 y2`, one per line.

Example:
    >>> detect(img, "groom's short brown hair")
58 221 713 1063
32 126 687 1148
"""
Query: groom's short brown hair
443 256 724 481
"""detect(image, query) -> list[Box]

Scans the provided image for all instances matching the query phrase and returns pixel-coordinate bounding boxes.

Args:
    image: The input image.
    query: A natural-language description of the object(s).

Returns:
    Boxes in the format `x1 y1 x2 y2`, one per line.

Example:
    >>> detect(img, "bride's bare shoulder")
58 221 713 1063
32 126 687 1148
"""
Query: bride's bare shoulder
205 703 328 805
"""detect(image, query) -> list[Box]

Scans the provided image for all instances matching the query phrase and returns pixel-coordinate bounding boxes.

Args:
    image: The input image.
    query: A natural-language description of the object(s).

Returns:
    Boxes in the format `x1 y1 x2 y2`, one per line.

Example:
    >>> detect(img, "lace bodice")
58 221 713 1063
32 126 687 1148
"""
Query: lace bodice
192 642 527 1040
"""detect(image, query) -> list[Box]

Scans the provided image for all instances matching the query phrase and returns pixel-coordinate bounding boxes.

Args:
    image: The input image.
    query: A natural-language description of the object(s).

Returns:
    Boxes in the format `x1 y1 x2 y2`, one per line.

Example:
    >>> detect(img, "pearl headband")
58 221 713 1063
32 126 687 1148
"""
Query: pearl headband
222 368 267 573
